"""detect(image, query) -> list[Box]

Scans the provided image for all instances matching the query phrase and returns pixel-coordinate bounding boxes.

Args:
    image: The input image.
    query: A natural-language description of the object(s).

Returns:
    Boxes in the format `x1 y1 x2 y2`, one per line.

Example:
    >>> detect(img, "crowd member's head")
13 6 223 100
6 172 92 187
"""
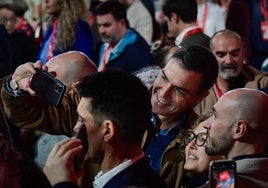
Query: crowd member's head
203 88 268 158
95 1 128 46
162 0 197 38
76 69 151 163
46 51 97 93
151 45 218 127
153 45 179 68
0 3 17 34
184 112 223 174
210 29 246 81
135 66 161 90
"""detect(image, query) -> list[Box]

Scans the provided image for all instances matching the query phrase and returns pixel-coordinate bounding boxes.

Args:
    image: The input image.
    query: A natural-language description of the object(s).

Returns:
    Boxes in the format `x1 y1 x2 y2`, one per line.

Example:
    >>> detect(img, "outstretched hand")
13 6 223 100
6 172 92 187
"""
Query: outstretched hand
11 61 48 96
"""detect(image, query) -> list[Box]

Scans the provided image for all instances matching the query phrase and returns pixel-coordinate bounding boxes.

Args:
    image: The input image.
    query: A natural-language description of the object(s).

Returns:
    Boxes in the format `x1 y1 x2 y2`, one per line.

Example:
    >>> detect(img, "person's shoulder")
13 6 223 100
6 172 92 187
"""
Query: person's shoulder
76 19 90 28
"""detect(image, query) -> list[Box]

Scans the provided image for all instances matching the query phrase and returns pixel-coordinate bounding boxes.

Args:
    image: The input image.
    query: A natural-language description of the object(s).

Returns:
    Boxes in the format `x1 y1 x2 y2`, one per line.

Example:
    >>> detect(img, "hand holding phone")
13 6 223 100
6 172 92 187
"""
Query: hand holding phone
209 160 236 188
73 124 88 172
30 69 66 107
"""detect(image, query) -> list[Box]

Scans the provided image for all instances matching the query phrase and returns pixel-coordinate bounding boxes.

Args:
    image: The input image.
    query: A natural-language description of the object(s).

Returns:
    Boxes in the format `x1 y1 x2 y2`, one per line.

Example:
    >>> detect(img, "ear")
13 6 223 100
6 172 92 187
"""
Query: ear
119 18 126 27
232 120 247 139
193 91 209 106
171 13 179 24
102 120 115 142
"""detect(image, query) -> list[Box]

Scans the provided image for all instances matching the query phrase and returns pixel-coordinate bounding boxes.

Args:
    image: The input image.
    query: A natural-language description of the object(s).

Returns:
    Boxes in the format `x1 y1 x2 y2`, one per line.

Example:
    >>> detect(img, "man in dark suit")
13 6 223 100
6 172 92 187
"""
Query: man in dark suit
43 70 168 188
162 0 210 48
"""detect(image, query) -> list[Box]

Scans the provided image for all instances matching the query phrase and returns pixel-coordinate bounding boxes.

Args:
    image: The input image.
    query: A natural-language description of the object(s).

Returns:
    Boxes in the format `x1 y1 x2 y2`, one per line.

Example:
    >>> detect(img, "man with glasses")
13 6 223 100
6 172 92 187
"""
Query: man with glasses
203 88 268 187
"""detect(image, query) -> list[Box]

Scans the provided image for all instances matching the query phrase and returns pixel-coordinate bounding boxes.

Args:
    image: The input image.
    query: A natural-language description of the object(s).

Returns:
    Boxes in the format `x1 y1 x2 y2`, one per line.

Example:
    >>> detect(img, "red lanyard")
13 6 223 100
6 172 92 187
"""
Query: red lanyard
47 20 58 61
182 27 203 40
214 83 223 99
99 45 111 71
259 0 268 20
197 2 208 31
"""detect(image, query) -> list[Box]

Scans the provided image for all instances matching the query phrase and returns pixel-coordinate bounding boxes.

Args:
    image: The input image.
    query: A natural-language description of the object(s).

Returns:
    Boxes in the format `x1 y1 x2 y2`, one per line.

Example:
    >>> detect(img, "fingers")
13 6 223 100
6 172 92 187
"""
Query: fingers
11 61 49 94
43 138 83 186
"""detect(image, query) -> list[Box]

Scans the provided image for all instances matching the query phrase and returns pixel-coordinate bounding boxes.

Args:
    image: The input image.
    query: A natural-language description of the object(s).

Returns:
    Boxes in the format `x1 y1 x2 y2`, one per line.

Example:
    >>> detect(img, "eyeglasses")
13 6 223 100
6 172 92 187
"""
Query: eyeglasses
0 16 17 25
184 130 208 147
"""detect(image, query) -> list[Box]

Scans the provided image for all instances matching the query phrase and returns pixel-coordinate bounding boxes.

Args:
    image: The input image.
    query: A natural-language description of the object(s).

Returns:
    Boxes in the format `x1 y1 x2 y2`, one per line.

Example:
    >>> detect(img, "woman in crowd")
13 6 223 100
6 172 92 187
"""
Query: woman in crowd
38 0 95 64
181 112 224 187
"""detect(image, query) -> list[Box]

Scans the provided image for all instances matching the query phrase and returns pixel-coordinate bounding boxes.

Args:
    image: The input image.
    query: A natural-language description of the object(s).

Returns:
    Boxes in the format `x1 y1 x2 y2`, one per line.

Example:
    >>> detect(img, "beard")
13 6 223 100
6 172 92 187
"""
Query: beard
205 131 234 157
218 63 242 81
100 35 112 44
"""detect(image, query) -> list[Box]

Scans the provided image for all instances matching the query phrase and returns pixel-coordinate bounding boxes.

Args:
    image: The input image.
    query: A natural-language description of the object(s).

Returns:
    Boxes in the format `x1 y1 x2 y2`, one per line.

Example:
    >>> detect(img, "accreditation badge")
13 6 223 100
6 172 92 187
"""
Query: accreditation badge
260 21 268 41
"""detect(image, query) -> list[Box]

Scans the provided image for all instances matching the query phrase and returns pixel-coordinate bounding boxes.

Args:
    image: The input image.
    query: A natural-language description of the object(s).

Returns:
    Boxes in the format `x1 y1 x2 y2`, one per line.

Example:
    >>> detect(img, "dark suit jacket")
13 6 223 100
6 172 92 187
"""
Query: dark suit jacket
53 157 168 188
104 157 168 188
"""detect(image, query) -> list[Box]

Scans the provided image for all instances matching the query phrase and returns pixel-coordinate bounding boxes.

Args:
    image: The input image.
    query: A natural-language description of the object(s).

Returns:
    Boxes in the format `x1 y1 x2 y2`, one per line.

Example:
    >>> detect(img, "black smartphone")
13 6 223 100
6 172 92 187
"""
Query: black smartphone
209 160 236 188
30 69 66 107
73 124 88 172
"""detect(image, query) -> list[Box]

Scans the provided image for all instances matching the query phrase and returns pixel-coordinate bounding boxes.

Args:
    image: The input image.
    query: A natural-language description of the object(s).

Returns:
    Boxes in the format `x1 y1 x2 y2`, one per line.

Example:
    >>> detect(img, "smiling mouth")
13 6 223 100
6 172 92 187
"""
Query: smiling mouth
188 154 197 160
157 95 170 105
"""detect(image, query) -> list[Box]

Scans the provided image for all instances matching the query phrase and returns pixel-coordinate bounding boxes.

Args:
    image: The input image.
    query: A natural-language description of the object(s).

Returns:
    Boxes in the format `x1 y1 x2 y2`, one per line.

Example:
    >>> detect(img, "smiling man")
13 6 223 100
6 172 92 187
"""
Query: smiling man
195 29 268 115
142 45 218 187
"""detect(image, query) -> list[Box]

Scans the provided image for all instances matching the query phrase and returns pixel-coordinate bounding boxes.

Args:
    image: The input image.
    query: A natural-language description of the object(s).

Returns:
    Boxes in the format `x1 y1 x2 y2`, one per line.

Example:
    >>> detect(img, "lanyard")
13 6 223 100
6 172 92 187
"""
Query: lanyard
259 0 268 20
182 27 203 40
98 45 111 71
47 20 58 61
214 83 224 99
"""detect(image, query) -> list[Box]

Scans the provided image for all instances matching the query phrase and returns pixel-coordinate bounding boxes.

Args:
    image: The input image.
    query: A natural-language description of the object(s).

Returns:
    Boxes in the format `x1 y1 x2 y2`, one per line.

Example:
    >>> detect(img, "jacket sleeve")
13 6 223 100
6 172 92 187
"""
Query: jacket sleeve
1 77 79 136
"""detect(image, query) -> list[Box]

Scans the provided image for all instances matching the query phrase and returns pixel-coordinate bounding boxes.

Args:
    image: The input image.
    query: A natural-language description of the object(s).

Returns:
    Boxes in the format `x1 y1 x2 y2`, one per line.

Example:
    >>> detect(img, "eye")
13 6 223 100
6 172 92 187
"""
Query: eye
161 73 167 80
231 51 240 57
175 87 186 96
216 52 225 58
185 131 195 144
77 116 83 123
198 133 207 143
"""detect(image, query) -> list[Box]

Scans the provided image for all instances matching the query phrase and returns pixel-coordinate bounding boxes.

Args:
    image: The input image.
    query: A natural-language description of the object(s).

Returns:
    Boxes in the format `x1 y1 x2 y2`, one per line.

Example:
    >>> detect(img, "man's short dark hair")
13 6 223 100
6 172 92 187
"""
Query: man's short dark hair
78 69 152 145
162 0 197 23
96 1 128 23
171 45 218 95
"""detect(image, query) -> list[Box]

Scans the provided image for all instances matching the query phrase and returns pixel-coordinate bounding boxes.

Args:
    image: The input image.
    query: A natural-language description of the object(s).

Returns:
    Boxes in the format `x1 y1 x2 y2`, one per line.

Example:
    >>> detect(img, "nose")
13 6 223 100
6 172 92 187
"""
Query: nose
73 122 83 133
159 83 172 99
188 139 197 149
203 119 211 130
225 53 234 64
98 26 106 34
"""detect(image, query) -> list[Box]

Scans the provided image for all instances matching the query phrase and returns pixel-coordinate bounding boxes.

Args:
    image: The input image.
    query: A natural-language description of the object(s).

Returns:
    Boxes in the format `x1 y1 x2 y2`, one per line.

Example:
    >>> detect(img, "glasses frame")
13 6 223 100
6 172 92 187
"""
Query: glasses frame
184 130 208 147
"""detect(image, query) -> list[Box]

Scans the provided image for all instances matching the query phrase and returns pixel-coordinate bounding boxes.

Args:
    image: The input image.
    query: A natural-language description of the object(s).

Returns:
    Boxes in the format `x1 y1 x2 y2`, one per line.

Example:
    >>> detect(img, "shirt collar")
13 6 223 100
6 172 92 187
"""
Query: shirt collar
175 25 201 46
93 153 144 188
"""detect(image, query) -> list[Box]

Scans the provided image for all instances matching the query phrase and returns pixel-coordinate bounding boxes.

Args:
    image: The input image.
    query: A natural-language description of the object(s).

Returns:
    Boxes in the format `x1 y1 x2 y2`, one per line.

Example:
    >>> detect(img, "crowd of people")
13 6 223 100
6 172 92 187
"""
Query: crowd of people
0 0 268 188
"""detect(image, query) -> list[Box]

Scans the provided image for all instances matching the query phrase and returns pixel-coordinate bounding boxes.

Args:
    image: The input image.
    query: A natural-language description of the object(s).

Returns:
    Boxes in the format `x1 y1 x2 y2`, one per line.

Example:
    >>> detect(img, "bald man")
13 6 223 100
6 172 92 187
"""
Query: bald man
45 51 97 93
202 88 268 188
1 51 97 136
195 29 268 115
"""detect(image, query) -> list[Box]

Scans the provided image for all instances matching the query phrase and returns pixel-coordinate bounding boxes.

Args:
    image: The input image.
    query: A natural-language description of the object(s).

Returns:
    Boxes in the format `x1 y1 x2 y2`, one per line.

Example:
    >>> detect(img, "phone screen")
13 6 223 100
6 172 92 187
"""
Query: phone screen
210 160 236 188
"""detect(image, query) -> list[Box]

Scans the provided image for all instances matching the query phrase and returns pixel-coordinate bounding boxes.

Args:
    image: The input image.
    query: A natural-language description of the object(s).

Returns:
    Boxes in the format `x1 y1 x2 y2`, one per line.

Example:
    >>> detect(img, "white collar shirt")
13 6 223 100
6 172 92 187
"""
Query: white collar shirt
175 25 201 47
92 153 144 188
